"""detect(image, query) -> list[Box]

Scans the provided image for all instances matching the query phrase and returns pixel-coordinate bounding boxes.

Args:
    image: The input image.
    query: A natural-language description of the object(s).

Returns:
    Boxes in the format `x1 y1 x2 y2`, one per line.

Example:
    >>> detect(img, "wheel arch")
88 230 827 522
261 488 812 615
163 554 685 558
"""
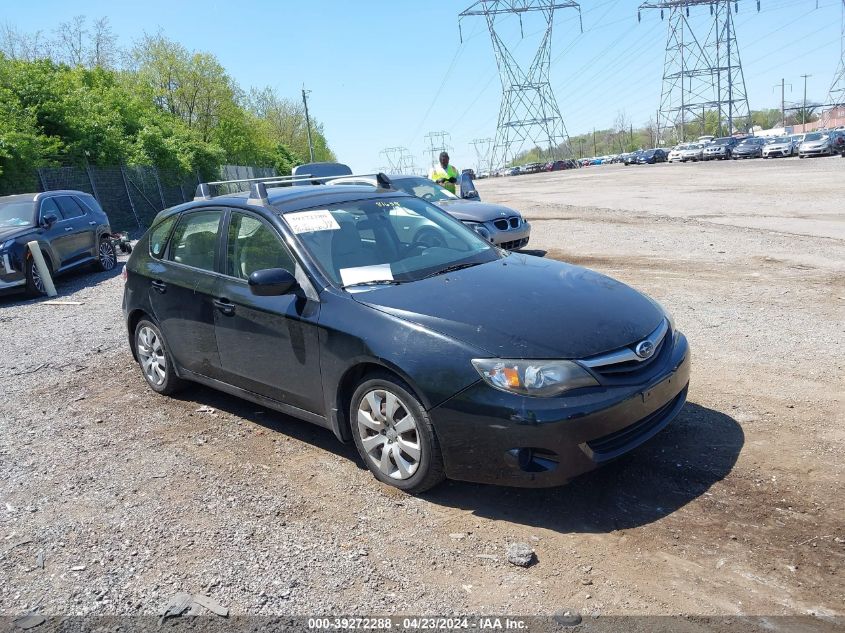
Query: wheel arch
332 360 431 443
126 309 153 361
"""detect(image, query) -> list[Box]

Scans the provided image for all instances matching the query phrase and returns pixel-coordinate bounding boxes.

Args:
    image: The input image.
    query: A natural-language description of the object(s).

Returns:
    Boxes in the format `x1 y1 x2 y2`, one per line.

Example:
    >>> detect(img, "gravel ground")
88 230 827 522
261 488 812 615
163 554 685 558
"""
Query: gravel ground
0 156 842 628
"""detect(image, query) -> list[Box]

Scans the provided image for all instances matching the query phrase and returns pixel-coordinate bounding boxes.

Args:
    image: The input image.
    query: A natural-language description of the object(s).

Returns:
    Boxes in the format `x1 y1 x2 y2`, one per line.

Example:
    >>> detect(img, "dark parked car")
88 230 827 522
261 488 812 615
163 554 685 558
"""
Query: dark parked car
623 151 644 166
0 190 116 296
731 137 766 159
636 149 668 164
702 137 740 160
122 176 691 492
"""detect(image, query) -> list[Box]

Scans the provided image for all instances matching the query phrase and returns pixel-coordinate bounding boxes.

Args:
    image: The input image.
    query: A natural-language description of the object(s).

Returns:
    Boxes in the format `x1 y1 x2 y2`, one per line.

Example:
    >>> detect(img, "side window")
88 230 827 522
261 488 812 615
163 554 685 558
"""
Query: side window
148 216 177 260
39 198 61 222
167 211 222 271
226 213 295 280
55 196 86 220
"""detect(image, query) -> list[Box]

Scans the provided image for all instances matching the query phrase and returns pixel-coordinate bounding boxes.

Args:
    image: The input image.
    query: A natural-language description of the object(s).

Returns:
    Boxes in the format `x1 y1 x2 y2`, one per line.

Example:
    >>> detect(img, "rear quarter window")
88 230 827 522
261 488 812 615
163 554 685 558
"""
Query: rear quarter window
148 216 177 260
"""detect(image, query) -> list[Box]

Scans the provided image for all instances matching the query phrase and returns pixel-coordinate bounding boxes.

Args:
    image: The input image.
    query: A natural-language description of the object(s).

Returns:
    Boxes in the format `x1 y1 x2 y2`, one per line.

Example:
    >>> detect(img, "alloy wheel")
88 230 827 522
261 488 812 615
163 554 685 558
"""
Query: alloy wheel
137 325 167 387
30 263 45 294
356 389 421 480
99 241 116 270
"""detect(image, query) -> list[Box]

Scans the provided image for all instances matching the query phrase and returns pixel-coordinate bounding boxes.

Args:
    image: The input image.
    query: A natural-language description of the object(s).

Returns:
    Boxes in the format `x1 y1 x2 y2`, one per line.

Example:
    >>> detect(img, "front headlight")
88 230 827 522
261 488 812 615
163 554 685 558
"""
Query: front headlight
471 358 598 397
463 221 492 242
0 239 14 252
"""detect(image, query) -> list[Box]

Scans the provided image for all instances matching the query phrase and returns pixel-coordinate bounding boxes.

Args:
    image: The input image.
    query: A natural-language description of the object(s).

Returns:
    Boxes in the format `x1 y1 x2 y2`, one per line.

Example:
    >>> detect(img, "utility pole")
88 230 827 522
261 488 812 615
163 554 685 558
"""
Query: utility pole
800 74 812 129
592 128 597 156
773 79 792 126
301 86 315 163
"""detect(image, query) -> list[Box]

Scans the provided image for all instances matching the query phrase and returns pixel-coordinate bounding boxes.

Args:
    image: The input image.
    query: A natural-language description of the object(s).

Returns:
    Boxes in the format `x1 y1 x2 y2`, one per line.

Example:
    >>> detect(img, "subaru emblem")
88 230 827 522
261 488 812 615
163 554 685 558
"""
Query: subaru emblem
635 340 655 359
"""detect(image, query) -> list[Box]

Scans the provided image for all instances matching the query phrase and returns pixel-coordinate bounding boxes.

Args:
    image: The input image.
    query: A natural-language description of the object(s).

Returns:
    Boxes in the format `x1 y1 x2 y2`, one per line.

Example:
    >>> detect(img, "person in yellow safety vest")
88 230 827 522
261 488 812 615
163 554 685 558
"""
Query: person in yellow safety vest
429 151 459 195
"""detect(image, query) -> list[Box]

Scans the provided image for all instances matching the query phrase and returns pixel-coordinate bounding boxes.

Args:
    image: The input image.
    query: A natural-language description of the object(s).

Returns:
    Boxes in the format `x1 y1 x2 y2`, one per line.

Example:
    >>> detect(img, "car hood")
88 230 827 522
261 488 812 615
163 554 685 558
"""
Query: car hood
435 199 523 222
352 254 664 359
0 225 35 241
734 145 759 152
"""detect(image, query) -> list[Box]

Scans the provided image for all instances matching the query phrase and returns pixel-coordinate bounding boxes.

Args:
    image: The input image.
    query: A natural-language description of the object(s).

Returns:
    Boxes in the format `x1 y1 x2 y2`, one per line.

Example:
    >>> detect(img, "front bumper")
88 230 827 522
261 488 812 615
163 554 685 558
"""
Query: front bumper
0 252 25 292
703 149 727 159
763 148 790 157
800 146 830 156
484 220 531 250
430 331 691 487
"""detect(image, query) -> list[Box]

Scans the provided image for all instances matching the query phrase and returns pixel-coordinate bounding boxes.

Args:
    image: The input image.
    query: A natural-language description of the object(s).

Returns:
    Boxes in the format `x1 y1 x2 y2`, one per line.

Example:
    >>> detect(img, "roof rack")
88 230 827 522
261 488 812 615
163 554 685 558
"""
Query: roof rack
194 172 393 205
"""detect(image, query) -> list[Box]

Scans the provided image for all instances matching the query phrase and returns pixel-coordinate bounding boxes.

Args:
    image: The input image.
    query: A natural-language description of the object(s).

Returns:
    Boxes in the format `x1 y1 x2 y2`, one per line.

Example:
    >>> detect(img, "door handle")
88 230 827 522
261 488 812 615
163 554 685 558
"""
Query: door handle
151 279 167 294
64 227 74 232
213 298 236 316
88 221 97 226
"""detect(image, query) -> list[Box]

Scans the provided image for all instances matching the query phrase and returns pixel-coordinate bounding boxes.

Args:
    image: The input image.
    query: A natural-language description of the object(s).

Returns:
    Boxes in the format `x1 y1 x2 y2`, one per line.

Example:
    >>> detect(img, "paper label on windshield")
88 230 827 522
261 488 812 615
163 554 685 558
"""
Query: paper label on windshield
339 264 394 286
285 210 340 234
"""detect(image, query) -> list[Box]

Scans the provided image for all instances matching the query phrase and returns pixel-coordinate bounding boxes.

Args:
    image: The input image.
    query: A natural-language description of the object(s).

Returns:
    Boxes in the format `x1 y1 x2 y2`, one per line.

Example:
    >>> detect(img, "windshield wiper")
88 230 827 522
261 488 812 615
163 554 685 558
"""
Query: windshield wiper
342 279 402 289
422 261 482 279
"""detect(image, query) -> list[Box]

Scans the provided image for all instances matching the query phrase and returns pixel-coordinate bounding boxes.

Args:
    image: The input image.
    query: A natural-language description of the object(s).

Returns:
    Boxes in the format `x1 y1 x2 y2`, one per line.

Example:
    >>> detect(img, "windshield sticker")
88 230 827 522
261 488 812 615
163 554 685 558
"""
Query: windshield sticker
339 264 394 286
374 201 401 208
285 210 340 234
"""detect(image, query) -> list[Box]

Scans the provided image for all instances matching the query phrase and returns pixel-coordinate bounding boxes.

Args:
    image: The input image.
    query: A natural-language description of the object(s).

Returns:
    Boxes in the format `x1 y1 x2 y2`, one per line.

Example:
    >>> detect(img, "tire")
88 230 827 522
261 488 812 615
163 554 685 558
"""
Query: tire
350 372 445 493
133 318 186 395
24 254 48 297
95 237 117 271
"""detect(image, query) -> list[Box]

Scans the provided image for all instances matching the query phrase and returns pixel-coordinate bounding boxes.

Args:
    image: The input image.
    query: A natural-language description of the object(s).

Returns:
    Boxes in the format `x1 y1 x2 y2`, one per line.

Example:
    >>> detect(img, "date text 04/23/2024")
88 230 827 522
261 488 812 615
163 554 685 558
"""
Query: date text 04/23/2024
307 617 528 630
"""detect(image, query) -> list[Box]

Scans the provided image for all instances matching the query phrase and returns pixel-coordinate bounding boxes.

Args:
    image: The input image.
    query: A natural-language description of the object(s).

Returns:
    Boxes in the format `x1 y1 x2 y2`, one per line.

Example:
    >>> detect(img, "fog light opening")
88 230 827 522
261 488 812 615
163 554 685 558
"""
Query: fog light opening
506 447 559 473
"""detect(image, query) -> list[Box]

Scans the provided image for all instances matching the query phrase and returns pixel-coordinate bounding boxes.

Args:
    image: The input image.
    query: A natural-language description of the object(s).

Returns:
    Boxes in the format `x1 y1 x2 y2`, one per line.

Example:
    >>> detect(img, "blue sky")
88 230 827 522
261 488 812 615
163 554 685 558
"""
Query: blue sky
5 0 844 171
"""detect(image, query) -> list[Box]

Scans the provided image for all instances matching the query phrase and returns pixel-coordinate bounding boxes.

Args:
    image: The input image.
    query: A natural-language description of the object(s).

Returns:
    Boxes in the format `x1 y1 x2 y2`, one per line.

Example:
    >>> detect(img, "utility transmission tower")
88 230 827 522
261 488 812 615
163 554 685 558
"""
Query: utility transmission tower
470 138 494 174
459 1 581 169
424 131 452 167
820 0 845 127
639 0 758 144
379 147 417 174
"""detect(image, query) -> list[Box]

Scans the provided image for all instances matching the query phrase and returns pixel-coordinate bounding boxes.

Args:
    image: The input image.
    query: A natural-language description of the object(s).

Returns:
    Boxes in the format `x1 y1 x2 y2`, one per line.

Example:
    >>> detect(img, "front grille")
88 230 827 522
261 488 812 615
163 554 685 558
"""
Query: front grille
592 335 667 378
586 386 687 458
499 238 529 250
493 217 521 231
580 319 671 382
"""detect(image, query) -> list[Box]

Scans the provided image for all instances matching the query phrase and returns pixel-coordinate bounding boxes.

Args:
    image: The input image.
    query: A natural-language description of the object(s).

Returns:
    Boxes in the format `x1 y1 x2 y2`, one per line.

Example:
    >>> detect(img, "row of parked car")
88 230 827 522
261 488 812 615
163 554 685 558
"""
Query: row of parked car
666 130 845 162
478 159 581 178
573 128 845 168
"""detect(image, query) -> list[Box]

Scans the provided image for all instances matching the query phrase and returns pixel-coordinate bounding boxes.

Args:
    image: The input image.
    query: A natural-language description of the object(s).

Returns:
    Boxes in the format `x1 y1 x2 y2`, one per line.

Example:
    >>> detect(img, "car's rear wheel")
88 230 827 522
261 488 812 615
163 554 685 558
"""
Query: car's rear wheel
350 373 445 493
134 319 185 395
24 254 48 297
96 237 117 271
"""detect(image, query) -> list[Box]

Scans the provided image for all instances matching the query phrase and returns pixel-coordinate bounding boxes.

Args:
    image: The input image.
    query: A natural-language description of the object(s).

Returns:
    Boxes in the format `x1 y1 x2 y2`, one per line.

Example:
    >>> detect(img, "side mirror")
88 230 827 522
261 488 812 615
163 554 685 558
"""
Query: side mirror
248 268 297 296
42 213 58 228
462 189 480 200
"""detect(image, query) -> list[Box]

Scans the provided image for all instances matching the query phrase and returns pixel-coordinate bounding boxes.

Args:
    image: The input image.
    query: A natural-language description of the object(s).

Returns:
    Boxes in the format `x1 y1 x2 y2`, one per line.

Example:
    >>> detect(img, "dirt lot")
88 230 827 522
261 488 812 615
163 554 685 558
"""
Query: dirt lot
1 156 842 627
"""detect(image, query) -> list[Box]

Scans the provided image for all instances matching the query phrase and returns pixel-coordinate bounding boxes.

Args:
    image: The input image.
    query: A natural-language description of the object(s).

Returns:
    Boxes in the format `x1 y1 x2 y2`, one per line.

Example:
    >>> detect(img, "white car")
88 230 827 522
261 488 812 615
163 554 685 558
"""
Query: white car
762 136 798 158
668 145 687 163
678 143 704 162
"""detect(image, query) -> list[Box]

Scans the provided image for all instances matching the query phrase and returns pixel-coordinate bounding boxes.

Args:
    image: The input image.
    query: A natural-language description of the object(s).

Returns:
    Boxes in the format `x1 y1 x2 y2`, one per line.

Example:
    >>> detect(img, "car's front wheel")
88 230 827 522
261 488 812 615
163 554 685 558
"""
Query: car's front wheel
351 373 445 493
96 237 117 271
134 319 185 395
24 254 47 297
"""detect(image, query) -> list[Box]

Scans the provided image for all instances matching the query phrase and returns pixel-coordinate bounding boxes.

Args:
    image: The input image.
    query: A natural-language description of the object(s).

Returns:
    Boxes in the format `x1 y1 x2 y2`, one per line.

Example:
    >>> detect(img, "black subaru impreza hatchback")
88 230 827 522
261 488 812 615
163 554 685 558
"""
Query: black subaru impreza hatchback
122 176 690 492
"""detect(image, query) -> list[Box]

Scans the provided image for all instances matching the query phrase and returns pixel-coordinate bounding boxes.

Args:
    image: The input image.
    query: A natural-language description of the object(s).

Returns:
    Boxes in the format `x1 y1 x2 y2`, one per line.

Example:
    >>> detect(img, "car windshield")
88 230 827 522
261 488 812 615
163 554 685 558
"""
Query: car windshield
392 177 458 202
0 200 35 228
284 196 499 288
770 137 790 143
713 137 732 145
804 133 824 141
